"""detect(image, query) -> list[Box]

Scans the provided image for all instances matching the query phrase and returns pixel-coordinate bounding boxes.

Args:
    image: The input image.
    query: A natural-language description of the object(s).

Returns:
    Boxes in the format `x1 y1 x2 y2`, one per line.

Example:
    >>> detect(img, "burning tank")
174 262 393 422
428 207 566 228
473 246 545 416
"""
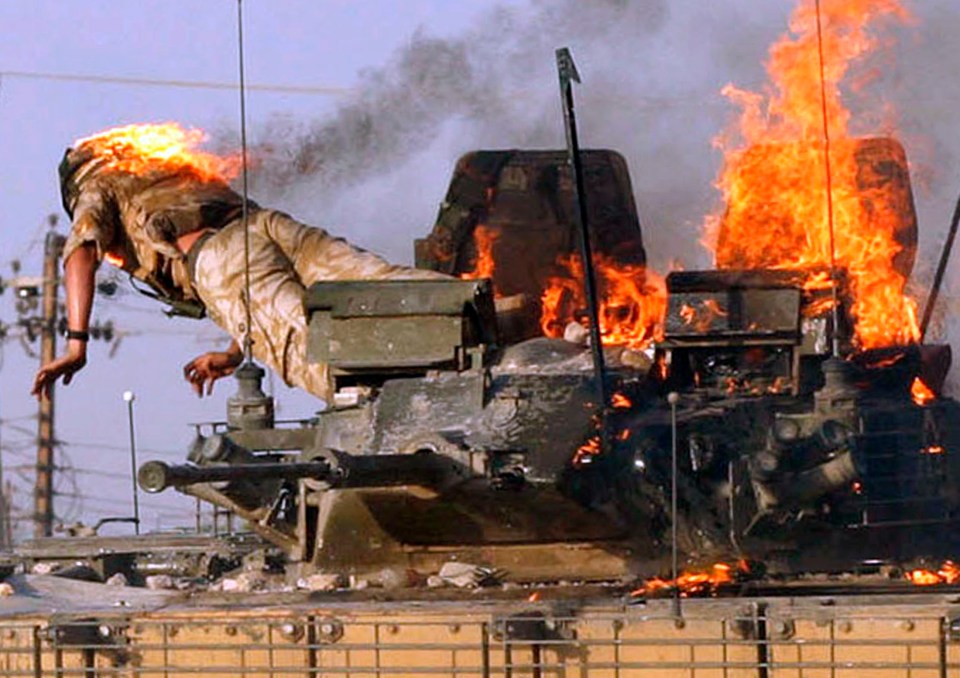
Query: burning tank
76 3 960 585
133 135 960 583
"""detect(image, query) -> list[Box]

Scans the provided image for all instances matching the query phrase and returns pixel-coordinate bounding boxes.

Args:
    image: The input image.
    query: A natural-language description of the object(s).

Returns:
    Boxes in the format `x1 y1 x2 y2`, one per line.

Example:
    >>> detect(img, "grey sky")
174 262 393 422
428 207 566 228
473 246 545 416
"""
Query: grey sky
1 0 958 536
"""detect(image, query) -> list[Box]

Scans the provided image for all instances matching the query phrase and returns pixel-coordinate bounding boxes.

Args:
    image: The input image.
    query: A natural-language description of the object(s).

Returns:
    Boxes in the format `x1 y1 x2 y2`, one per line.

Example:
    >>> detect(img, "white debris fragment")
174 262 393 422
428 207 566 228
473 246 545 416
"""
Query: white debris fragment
234 572 268 593
218 578 240 592
563 321 590 346
438 562 489 588
144 575 175 591
0 582 13 597
349 576 369 590
31 562 55 575
296 573 342 592
105 573 129 587
426 575 445 588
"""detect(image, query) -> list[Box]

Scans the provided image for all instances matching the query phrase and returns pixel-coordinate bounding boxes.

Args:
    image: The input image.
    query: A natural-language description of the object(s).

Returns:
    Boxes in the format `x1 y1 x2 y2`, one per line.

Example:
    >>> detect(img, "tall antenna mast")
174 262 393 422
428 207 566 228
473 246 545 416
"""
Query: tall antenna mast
237 0 253 362
815 0 842 357
227 0 274 432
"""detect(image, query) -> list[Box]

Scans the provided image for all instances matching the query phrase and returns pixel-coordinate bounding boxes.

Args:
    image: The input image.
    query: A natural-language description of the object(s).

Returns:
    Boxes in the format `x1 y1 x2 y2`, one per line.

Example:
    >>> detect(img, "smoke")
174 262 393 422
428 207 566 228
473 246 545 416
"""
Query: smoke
238 0 960 302
243 0 734 265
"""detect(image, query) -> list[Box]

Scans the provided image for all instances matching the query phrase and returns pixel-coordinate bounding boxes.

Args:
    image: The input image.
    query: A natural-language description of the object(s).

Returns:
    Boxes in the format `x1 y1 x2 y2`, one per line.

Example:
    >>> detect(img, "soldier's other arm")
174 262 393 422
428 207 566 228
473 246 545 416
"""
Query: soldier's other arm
183 339 243 397
31 243 97 400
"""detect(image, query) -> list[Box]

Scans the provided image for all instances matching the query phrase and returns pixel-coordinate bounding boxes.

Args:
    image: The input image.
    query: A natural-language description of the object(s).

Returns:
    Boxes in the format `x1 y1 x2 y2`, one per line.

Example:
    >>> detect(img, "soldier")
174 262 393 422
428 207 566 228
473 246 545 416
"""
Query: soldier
32 126 445 402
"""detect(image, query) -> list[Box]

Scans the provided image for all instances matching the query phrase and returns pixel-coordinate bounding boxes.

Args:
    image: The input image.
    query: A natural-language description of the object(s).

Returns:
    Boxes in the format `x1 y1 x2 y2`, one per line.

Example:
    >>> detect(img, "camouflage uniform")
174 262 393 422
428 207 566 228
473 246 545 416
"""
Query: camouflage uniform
63 161 444 401
192 210 446 399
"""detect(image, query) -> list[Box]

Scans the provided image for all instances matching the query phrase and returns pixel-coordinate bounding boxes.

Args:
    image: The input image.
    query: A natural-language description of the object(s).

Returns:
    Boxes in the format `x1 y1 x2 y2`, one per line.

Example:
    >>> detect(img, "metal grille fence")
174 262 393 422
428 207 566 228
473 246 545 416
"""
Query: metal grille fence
0 604 954 677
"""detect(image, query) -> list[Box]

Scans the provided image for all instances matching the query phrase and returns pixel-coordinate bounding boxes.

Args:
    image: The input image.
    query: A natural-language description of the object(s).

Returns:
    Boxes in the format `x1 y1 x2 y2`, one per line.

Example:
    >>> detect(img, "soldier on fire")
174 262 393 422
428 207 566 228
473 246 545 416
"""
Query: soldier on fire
31 124 445 402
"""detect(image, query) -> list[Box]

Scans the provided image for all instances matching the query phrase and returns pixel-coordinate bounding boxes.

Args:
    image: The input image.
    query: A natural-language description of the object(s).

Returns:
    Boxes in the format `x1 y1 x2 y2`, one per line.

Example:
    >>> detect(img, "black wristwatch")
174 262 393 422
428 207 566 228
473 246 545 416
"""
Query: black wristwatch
64 329 90 342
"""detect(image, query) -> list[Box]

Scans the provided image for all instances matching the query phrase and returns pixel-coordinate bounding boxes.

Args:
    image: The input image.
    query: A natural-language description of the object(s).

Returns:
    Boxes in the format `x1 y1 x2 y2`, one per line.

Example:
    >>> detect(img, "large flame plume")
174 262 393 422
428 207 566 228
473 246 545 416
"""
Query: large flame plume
705 0 918 350
75 123 242 184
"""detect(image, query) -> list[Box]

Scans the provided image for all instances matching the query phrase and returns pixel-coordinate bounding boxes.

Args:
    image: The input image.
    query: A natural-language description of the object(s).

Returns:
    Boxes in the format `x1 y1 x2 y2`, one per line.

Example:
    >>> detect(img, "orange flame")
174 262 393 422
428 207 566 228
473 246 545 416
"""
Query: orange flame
75 122 242 184
572 435 601 467
706 0 918 350
611 392 632 409
910 377 936 406
540 254 666 350
103 252 125 268
459 225 500 285
631 562 743 598
680 298 729 333
905 561 960 586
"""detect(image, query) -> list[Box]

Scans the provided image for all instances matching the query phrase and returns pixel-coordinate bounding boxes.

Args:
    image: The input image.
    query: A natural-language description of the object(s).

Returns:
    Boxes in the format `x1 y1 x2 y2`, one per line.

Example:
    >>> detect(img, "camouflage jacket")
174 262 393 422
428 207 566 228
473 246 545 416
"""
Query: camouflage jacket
63 165 245 303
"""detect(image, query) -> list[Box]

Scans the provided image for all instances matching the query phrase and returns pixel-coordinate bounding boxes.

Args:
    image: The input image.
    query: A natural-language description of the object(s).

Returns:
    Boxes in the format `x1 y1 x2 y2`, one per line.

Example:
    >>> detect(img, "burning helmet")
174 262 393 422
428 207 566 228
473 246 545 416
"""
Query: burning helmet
57 145 97 219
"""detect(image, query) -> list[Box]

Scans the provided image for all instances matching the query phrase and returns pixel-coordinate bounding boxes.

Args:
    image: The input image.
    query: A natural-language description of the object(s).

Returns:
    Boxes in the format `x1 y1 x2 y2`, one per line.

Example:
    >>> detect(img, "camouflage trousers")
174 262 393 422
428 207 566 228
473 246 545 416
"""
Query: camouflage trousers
192 209 444 401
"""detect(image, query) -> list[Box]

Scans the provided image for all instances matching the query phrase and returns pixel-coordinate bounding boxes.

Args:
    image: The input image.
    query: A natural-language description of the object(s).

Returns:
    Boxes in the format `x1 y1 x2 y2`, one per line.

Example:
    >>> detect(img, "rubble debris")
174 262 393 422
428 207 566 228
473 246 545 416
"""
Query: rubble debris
0 583 13 597
213 571 270 593
375 567 421 590
563 321 590 346
105 573 129 587
145 575 176 591
436 562 503 588
296 573 344 592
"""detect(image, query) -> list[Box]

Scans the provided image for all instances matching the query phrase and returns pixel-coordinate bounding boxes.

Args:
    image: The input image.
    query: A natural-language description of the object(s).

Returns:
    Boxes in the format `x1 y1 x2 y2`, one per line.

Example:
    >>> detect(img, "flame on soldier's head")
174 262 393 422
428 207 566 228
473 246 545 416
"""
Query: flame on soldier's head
74 123 242 184
705 0 919 350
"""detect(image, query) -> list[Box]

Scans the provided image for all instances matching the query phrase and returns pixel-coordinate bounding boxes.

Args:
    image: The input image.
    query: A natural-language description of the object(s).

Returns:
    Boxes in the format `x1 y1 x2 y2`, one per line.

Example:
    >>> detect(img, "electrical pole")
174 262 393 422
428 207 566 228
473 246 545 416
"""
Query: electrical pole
35 231 65 538
0 402 8 550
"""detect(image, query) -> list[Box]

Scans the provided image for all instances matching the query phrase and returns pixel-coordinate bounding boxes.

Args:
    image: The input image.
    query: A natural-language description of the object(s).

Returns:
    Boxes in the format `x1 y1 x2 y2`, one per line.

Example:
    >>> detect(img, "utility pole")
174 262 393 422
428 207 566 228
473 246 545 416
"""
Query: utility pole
0 401 8 549
35 230 65 538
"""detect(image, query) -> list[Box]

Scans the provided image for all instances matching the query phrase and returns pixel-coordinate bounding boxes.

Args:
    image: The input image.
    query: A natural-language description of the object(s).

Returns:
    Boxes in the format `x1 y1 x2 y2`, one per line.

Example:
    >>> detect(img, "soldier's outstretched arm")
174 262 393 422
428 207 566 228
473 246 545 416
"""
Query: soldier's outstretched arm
31 243 97 400
183 339 243 397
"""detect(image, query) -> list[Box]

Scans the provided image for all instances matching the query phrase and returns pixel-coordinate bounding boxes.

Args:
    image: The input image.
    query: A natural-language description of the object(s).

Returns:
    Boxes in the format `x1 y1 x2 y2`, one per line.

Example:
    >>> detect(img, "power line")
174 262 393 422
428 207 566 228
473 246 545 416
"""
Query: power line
60 440 185 460
0 69 351 96
5 463 129 481
52 491 196 514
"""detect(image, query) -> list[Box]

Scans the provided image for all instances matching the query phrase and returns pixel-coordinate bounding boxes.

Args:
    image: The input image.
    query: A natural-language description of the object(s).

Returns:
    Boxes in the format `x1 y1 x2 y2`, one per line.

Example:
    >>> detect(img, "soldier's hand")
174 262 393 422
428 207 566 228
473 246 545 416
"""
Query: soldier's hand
183 350 242 397
32 347 88 401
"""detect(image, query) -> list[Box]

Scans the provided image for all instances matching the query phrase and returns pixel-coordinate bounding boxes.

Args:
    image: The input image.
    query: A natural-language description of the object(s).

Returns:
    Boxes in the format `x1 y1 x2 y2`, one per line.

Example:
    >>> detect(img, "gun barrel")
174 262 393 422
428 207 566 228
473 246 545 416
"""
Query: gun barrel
138 460 331 494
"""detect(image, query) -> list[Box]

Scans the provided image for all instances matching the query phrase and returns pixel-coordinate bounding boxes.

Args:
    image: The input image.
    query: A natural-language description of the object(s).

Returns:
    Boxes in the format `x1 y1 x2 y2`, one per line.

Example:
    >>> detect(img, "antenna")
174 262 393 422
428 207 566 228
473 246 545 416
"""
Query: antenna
228 0 274 432
237 0 253 362
556 47 610 444
815 0 842 357
123 390 141 535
